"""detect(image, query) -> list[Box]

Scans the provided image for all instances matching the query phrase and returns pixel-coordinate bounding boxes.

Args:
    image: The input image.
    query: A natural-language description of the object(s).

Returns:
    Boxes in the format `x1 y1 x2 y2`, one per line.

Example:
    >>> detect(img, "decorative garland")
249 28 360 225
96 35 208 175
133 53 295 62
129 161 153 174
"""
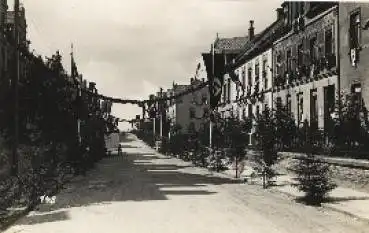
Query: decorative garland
81 80 209 106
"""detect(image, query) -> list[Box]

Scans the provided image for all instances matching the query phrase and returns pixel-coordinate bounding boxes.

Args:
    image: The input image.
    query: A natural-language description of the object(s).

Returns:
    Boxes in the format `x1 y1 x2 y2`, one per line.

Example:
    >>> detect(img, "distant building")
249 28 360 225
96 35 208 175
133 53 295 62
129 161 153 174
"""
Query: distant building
166 77 209 135
5 4 28 82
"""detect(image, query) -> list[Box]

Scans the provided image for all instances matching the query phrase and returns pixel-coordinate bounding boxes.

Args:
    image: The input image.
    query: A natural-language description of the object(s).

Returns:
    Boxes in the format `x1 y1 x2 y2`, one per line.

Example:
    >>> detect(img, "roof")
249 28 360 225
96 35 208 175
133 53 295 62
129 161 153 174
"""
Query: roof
230 19 285 69
214 36 250 53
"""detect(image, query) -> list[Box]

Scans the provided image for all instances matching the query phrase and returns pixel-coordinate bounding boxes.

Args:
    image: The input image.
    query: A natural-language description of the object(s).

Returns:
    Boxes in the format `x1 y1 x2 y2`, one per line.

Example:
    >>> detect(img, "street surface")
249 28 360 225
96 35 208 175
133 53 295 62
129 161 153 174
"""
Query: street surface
4 134 369 233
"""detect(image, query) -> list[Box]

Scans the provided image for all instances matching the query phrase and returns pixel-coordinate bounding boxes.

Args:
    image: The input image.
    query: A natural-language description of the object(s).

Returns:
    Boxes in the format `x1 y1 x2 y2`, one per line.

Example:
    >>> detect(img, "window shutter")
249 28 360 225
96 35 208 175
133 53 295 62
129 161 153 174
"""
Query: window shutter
317 31 324 58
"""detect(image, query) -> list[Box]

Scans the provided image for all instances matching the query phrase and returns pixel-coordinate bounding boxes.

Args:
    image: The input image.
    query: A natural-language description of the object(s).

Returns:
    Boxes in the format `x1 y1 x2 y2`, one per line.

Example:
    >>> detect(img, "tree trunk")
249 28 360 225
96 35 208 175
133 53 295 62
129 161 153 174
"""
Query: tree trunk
235 157 238 178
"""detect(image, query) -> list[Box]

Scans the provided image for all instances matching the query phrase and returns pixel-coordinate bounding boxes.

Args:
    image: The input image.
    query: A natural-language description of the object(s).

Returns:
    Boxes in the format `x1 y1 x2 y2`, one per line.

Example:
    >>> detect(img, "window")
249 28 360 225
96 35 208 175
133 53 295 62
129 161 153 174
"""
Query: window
324 85 335 131
276 97 282 110
325 28 333 56
297 43 303 67
262 59 268 89
227 79 231 102
255 63 260 81
188 122 195 133
310 89 318 129
349 10 361 49
310 36 317 61
297 93 304 124
256 105 260 118
248 67 252 86
351 83 362 117
203 108 209 117
286 94 291 114
242 67 246 87
189 107 196 119
223 84 227 102
286 49 292 73
276 53 282 76
248 104 253 118
299 2 305 16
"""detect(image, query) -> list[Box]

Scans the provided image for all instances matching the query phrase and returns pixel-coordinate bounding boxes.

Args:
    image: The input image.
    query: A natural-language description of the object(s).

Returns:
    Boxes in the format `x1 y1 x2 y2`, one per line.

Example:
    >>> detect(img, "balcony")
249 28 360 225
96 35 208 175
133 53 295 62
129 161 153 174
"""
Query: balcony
274 53 337 91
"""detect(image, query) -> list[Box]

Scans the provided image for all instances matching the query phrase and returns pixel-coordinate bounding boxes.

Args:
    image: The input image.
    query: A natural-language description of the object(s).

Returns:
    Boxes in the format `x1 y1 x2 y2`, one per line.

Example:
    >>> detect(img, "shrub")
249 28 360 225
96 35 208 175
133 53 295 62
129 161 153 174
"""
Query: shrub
292 122 336 205
292 154 337 205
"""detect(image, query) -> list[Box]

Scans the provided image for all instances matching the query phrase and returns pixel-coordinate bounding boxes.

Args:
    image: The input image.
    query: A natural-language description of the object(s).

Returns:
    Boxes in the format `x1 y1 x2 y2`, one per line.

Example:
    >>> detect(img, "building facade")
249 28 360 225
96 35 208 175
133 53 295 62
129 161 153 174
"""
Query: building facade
166 77 209 135
339 3 369 111
216 35 252 118
272 2 338 133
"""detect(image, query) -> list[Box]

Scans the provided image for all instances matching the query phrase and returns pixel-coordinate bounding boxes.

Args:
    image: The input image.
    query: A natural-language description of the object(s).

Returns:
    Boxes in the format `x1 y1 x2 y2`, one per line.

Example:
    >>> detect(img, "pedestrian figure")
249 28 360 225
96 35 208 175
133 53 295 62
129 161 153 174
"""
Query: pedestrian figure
117 144 122 156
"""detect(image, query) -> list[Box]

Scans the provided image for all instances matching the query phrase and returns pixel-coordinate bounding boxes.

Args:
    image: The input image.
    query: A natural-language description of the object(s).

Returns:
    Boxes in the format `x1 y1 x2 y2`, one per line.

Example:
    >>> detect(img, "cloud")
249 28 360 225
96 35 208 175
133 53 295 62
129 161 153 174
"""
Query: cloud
14 0 283 130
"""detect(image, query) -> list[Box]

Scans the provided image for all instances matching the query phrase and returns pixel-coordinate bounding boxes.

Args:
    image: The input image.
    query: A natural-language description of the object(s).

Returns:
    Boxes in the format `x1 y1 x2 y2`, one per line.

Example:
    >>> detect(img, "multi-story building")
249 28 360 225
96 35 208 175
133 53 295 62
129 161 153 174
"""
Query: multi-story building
214 35 251 118
226 14 286 145
166 77 209 135
272 2 338 134
339 3 369 111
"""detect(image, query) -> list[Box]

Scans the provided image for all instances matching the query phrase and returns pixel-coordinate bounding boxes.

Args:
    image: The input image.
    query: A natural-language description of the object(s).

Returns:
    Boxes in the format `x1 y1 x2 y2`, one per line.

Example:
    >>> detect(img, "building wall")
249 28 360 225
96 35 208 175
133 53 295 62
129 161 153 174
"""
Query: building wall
273 75 338 127
0 0 7 80
167 80 209 134
339 3 369 108
272 5 338 129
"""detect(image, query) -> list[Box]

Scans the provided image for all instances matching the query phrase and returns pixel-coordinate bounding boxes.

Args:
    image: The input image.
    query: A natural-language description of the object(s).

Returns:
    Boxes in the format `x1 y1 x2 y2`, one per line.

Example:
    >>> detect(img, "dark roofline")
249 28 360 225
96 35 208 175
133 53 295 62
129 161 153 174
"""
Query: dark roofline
230 19 283 69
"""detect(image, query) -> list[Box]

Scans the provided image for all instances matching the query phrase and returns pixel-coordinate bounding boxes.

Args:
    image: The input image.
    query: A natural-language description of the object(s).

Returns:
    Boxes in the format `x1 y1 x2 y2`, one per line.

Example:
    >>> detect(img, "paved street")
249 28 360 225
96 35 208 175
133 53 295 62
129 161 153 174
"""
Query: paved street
4 134 369 233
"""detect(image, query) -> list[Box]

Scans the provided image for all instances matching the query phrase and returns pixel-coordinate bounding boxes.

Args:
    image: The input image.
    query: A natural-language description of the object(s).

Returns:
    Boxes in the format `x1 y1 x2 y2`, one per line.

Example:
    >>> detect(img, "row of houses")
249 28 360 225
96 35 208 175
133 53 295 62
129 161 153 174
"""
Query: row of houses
206 1 369 144
144 1 369 146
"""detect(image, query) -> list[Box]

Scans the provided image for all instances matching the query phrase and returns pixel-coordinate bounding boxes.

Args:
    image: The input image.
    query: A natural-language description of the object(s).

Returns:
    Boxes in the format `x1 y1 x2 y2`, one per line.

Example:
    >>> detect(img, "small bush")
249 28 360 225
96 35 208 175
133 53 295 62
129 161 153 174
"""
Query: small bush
292 154 336 205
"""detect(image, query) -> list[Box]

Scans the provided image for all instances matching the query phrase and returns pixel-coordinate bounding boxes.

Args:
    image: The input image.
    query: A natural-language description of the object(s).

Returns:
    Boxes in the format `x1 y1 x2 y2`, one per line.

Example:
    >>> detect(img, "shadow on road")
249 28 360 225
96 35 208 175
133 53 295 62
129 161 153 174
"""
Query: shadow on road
9 136 237 228
17 151 234 217
17 210 69 226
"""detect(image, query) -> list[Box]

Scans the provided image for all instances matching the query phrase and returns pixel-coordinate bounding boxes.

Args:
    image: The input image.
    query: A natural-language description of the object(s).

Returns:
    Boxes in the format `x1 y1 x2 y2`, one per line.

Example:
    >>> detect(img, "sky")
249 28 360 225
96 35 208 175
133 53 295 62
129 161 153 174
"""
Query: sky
10 0 283 131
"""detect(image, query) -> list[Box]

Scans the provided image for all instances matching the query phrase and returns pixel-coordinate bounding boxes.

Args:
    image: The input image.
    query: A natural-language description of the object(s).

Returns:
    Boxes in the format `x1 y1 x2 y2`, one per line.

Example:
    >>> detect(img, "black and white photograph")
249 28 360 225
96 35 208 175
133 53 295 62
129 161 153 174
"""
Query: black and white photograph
1 0 369 232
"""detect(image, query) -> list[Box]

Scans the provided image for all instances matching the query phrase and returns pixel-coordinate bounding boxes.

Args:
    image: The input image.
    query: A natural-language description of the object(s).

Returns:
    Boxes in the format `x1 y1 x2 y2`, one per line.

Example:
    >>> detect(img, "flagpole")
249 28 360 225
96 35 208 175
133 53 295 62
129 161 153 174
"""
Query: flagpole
71 43 82 144
12 0 20 176
210 43 215 149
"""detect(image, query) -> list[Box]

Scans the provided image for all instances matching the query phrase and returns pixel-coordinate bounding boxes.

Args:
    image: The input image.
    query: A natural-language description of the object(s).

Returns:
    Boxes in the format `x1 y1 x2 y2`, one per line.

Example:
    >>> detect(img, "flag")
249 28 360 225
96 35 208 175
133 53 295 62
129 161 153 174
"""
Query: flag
228 69 244 91
71 56 78 79
195 62 201 78
71 44 79 83
202 44 226 109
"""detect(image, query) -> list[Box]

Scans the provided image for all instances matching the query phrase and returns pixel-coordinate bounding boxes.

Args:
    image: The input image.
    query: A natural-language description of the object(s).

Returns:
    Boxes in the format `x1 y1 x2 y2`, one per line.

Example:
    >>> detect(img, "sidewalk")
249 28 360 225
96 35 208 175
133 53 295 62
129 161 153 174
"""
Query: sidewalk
223 165 369 223
135 137 369 223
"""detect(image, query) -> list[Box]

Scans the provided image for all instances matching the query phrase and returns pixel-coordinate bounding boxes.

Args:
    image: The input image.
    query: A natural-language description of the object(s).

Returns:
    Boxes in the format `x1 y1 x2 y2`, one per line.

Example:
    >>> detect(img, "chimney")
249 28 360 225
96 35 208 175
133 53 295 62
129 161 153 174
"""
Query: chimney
276 8 284 20
88 82 96 90
248 20 255 40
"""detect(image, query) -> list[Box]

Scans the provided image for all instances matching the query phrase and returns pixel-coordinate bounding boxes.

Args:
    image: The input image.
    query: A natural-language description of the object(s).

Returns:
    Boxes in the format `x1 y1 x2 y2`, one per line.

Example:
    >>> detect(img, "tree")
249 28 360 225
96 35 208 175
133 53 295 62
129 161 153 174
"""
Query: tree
223 112 251 178
292 120 337 205
274 104 298 150
254 107 278 188
330 91 369 156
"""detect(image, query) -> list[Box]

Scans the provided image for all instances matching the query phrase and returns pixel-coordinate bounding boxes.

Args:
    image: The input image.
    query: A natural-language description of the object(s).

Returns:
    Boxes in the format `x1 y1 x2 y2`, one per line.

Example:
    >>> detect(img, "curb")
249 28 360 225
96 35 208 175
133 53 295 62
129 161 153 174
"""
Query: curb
321 203 369 224
274 186 369 224
0 205 32 232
